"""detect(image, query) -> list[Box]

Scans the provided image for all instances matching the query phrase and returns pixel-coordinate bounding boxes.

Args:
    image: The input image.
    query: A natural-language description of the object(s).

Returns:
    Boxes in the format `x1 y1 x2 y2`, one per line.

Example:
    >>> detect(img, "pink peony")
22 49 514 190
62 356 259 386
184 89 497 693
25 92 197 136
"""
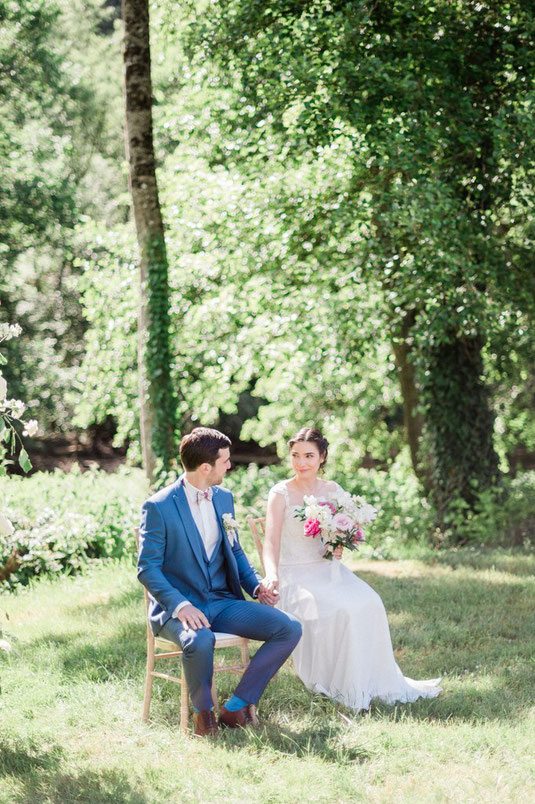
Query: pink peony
304 518 321 537
332 513 354 532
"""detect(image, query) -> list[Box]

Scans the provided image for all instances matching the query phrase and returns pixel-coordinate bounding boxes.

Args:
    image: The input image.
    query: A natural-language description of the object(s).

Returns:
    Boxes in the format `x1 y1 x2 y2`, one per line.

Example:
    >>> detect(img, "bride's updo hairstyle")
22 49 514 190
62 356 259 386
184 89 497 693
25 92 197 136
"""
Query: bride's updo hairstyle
288 427 329 470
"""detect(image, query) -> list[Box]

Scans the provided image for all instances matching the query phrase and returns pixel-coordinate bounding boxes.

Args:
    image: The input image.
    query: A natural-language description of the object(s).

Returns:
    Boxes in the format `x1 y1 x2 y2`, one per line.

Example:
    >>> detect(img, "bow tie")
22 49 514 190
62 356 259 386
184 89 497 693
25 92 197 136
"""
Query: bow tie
196 488 213 504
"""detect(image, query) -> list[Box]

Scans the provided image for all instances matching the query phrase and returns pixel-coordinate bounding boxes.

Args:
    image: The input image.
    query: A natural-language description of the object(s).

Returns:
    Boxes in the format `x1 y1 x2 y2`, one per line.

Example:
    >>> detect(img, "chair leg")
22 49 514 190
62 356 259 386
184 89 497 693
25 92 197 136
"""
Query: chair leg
142 642 155 722
241 638 250 667
180 667 189 733
211 677 219 712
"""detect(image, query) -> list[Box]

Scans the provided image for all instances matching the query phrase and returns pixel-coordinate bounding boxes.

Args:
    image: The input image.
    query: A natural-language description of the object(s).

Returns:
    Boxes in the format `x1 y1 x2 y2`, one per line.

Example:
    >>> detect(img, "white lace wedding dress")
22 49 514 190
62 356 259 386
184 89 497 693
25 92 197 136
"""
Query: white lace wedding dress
270 480 442 711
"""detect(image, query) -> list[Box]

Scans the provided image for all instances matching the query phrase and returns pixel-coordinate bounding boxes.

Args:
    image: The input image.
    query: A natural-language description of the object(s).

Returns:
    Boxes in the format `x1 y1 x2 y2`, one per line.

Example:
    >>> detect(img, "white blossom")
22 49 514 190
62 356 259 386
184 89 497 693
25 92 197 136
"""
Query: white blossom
0 323 22 341
7 399 26 420
0 513 14 537
22 419 39 437
0 375 6 402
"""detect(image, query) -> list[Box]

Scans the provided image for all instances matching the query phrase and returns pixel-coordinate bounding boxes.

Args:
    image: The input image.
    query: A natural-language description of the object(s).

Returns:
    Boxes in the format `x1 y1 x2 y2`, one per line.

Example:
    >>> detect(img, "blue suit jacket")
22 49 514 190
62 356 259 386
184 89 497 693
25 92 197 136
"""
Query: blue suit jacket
137 479 261 634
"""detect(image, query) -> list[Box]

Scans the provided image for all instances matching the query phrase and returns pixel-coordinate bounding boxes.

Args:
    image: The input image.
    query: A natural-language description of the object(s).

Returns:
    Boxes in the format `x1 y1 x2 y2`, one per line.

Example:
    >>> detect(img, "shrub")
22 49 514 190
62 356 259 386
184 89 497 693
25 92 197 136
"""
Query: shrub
0 466 148 589
443 471 535 547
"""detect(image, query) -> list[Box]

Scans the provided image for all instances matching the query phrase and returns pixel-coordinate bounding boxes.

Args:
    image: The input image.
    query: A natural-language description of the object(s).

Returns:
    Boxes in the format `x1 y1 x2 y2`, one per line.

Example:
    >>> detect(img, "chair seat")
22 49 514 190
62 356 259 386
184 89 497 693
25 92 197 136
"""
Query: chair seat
154 631 245 653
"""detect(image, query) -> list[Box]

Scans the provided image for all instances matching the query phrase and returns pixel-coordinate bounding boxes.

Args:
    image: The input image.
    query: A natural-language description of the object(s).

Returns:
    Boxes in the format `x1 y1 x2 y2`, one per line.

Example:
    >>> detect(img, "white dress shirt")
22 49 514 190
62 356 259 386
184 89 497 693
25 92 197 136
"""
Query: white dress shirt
181 475 221 560
172 474 220 618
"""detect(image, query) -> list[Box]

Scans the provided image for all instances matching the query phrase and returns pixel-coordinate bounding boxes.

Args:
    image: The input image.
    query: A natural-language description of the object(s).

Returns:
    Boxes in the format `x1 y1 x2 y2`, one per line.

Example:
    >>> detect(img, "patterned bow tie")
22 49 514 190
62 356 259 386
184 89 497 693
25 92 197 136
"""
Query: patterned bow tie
196 488 213 504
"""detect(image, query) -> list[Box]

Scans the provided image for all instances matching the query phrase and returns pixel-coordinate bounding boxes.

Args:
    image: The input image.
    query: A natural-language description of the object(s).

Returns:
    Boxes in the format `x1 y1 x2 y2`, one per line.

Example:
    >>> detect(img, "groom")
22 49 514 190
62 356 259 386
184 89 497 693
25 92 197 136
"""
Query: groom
137 427 302 737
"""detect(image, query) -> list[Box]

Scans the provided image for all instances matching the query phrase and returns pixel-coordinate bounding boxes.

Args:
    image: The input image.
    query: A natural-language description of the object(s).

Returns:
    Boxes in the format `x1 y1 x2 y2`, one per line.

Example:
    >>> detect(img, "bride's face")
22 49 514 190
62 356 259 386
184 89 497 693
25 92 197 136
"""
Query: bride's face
290 441 323 479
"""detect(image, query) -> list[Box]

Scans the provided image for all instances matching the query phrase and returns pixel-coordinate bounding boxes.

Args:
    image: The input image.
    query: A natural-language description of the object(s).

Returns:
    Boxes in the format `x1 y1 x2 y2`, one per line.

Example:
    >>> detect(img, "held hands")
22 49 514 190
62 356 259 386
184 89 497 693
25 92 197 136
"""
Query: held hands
178 604 210 631
257 577 279 606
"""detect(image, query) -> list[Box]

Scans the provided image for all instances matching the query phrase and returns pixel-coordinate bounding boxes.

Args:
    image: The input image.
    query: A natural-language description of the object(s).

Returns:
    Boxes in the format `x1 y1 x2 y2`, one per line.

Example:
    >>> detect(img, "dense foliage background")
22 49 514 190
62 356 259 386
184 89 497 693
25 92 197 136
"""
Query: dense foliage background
1 0 534 586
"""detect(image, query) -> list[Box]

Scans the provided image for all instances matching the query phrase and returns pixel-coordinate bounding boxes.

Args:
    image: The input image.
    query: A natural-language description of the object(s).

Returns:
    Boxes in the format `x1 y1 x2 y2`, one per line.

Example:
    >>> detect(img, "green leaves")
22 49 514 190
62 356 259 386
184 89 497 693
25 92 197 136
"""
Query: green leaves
18 448 32 473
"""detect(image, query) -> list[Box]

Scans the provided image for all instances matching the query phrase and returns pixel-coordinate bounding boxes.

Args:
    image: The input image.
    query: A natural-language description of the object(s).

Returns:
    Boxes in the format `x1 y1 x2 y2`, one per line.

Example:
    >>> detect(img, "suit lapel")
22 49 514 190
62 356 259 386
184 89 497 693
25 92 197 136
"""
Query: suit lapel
172 483 209 581
212 488 238 572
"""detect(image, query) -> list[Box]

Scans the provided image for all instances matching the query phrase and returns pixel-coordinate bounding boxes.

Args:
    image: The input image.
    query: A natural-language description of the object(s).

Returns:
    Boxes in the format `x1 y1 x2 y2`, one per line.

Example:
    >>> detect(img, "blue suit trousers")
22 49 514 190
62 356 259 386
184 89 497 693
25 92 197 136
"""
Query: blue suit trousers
159 597 302 711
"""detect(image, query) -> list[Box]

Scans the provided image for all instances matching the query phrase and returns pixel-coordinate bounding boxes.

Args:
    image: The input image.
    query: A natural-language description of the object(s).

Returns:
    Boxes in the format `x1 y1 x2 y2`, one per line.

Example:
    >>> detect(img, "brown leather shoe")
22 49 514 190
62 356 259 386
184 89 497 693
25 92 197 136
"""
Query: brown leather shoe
219 703 257 729
193 708 218 737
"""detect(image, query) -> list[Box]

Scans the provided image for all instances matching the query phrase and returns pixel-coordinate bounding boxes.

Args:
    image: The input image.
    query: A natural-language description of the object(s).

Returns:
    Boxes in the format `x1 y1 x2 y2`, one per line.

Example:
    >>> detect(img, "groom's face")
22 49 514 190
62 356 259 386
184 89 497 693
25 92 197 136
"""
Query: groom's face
206 447 231 486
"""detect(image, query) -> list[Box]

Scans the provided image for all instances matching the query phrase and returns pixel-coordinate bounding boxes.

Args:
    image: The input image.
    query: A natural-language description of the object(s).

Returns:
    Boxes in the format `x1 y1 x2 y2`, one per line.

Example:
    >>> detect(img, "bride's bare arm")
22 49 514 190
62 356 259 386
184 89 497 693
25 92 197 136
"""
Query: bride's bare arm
262 491 285 593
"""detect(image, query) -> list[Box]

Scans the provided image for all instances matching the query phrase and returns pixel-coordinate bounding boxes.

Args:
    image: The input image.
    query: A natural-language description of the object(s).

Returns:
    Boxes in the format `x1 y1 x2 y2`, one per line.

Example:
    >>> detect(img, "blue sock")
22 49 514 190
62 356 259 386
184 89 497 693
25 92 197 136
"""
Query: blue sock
224 694 248 712
193 705 213 713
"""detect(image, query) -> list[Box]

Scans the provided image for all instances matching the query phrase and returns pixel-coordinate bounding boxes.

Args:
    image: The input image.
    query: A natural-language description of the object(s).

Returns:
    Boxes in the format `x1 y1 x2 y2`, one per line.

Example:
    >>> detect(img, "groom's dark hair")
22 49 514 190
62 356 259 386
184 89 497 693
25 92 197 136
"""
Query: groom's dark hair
179 427 232 470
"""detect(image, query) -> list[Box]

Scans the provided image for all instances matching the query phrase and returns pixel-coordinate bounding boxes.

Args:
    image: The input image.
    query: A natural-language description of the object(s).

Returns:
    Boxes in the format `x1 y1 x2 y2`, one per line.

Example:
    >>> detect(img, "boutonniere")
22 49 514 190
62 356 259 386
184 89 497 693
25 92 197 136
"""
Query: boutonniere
222 513 238 546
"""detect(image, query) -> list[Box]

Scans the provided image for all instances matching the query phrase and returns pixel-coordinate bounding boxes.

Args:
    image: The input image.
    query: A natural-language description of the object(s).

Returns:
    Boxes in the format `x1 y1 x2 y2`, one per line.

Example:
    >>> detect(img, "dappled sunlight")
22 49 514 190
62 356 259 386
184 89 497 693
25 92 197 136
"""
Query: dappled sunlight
1 553 533 800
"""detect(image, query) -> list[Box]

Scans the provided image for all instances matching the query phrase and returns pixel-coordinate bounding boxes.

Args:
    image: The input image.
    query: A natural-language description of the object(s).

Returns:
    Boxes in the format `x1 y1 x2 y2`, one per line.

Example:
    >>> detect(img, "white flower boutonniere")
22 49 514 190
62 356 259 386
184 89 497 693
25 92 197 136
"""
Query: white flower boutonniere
222 513 239 546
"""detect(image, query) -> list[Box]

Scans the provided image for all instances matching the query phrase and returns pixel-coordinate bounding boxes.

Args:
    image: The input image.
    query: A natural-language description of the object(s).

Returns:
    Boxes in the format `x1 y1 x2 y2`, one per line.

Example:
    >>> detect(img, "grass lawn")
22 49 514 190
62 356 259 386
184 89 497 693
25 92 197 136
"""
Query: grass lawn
1 548 534 803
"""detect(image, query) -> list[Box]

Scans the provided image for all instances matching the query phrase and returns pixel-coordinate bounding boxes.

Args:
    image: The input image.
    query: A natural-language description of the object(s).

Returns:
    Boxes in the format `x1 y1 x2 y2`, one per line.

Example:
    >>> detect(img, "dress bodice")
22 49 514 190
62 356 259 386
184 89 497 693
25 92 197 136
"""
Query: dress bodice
270 480 339 567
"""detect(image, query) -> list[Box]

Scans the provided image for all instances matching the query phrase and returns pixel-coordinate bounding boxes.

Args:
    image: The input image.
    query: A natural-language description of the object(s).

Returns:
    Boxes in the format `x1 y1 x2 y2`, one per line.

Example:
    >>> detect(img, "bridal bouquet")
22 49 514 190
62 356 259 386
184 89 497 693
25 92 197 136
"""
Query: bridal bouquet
294 490 377 559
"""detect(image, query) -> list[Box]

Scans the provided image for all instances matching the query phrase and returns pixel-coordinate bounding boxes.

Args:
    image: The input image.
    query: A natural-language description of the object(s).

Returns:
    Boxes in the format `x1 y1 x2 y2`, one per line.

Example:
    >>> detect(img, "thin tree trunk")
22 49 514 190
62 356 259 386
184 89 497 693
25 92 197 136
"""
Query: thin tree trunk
121 0 176 483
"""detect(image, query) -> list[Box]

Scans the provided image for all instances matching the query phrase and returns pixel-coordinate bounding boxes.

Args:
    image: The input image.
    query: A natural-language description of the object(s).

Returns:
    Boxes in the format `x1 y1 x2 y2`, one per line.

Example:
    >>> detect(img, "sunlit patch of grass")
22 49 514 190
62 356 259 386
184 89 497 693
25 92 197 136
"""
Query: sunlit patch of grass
1 550 534 803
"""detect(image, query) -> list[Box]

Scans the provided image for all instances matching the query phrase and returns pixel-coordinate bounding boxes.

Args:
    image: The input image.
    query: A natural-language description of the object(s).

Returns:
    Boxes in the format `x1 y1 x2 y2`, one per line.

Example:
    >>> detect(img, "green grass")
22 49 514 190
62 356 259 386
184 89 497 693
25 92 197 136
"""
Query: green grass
1 549 534 803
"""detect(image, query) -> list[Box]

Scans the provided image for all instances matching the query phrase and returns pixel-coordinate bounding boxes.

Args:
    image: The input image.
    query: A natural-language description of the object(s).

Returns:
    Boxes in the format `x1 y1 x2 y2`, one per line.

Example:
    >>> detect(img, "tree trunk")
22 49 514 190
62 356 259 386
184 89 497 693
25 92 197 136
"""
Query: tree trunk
423 333 500 530
121 0 176 483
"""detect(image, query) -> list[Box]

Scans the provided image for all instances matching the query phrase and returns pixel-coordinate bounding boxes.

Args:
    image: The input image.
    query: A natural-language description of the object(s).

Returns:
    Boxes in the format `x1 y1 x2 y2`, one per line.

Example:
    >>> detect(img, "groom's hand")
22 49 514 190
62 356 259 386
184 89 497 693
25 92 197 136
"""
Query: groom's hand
257 583 277 606
257 578 279 606
177 605 210 631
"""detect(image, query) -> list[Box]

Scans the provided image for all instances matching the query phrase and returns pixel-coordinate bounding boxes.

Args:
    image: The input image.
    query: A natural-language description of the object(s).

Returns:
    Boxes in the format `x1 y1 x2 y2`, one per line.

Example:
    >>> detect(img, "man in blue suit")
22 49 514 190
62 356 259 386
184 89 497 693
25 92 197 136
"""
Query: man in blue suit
137 427 302 737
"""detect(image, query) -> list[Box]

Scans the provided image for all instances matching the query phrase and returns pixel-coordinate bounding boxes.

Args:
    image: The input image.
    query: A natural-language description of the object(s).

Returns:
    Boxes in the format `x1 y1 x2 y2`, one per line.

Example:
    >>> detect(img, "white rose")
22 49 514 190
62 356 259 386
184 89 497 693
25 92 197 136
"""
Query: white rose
354 502 378 525
22 419 39 437
0 514 14 537
304 503 323 520
0 375 6 402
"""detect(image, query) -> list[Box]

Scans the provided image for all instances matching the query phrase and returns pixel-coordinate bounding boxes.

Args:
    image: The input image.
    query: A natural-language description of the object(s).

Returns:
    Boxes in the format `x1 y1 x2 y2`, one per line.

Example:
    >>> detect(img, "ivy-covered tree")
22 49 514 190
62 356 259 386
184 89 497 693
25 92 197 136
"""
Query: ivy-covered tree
122 0 177 482
185 0 535 522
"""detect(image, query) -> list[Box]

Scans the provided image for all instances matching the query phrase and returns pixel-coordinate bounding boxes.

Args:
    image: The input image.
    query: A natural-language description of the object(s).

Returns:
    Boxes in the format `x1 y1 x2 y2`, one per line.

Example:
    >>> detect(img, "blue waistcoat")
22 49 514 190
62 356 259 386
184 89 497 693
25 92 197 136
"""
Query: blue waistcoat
198 528 233 598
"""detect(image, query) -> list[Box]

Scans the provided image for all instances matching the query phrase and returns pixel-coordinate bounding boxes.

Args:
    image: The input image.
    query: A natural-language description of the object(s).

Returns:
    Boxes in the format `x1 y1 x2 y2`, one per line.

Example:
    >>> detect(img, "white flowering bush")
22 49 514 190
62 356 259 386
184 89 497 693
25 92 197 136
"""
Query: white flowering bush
1 322 38 477
0 468 148 589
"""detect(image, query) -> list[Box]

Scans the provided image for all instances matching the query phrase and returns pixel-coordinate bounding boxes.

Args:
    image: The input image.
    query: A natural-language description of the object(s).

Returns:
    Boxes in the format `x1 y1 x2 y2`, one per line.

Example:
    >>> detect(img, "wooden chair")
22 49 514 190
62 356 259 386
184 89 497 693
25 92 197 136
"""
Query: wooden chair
136 531 251 733
247 515 266 573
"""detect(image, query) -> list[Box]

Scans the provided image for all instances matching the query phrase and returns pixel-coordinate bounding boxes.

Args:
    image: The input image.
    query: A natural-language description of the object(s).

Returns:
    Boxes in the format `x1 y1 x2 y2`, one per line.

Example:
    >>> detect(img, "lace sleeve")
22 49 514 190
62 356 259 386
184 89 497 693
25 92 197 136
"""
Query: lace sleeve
268 481 289 504
326 480 344 497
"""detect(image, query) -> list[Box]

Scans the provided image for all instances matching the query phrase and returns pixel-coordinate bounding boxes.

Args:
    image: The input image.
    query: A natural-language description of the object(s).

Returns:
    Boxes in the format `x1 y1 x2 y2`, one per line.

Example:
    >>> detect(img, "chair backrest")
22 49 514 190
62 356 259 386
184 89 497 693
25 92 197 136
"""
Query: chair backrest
135 528 153 635
247 516 266 573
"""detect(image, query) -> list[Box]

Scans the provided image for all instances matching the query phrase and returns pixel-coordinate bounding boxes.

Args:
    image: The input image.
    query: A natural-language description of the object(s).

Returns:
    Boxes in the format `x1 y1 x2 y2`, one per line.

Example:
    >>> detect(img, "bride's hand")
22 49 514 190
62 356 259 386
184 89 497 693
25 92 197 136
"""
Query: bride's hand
262 576 279 593
333 546 343 560
258 576 279 606
257 577 279 606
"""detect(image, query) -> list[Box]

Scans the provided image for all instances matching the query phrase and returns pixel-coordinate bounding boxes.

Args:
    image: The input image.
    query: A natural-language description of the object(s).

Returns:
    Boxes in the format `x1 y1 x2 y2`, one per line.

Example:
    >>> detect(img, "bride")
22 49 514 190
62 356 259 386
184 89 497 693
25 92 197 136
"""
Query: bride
263 426 442 712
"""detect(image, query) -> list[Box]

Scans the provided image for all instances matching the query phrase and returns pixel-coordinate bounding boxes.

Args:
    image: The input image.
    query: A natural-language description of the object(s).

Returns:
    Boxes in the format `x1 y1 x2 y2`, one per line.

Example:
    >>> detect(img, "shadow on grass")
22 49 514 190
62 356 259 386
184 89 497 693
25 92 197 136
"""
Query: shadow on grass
219 721 372 764
0 736 147 803
20 559 535 727
28 620 147 682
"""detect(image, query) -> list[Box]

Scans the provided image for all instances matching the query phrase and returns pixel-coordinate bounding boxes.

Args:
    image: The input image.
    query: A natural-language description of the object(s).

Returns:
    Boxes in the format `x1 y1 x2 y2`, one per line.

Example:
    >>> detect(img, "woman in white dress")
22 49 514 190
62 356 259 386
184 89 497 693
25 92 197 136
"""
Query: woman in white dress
263 427 442 712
